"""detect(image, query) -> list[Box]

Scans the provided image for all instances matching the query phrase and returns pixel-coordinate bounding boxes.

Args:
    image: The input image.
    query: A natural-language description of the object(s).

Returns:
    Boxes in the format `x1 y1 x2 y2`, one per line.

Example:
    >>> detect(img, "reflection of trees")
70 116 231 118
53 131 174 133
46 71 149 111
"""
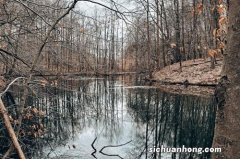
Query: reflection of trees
126 88 216 159
39 77 125 154
0 77 216 159
0 77 125 158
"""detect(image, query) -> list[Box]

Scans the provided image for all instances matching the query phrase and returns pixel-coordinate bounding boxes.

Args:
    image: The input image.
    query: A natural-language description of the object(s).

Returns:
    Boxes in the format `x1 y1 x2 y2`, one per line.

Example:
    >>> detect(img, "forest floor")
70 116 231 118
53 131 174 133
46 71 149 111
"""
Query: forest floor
152 58 223 97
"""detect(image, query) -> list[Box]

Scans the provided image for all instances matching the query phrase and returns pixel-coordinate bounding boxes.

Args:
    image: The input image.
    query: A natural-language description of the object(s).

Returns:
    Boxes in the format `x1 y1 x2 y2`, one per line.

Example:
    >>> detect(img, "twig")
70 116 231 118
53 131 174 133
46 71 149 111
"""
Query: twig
30 0 79 72
15 0 52 26
99 140 132 159
2 146 13 159
45 139 60 159
0 77 26 97
0 48 31 68
79 0 125 16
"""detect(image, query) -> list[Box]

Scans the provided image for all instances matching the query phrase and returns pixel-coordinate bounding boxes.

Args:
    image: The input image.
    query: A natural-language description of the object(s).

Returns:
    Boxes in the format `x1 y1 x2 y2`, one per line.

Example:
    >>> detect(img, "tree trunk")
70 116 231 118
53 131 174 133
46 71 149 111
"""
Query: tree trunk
212 1 240 159
174 0 182 71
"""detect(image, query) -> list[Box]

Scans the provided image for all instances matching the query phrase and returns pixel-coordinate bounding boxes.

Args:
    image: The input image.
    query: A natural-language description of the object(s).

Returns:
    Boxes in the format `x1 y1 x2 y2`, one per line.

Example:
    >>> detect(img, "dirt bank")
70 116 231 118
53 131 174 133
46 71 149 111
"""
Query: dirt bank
151 58 223 97
153 58 222 86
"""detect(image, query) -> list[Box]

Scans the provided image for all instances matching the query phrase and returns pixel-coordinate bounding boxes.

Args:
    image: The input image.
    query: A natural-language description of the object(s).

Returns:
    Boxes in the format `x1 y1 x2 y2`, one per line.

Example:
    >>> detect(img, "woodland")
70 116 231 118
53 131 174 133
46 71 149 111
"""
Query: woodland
0 0 240 159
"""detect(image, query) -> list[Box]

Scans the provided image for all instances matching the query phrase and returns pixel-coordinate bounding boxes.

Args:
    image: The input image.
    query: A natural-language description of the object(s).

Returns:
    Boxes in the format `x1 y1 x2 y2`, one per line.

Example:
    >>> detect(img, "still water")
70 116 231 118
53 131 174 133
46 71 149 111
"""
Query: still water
6 76 217 159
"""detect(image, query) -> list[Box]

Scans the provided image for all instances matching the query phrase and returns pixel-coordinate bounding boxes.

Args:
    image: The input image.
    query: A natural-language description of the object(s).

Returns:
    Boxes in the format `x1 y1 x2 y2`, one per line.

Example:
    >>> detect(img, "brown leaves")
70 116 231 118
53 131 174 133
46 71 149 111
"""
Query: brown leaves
212 1 227 52
217 4 226 14
32 108 38 114
218 41 225 49
39 79 48 87
213 28 224 38
208 49 220 58
197 3 204 15
170 43 176 48
38 110 45 116
11 107 46 138
24 112 33 120
213 27 227 38
218 16 227 26
192 3 204 16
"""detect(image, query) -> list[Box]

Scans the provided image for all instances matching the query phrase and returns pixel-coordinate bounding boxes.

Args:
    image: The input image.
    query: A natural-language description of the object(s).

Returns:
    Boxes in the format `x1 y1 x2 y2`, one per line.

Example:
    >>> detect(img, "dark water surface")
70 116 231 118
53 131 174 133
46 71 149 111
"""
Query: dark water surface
2 76 216 159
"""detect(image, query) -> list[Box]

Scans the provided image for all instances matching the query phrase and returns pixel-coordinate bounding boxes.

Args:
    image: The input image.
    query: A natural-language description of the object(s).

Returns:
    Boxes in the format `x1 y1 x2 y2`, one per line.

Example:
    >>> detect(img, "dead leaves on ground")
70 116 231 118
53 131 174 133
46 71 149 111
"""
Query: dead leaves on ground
9 107 46 138
154 58 222 86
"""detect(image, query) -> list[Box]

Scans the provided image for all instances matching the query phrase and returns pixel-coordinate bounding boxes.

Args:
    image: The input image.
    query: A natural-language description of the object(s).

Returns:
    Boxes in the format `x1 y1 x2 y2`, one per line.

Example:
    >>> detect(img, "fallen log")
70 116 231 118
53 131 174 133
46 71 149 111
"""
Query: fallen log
160 81 216 87
144 78 217 87
33 71 137 77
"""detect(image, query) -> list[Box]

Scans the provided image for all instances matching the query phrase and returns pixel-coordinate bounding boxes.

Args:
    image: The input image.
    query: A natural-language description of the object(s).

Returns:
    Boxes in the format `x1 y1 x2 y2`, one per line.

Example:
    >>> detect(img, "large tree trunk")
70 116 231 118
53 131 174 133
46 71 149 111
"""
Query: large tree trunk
212 1 240 159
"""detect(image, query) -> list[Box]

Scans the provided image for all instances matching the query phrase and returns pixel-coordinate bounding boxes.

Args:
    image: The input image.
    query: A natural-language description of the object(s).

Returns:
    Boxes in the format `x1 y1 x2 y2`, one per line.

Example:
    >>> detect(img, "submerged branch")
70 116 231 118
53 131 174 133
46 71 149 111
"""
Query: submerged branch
91 137 97 158
99 140 132 159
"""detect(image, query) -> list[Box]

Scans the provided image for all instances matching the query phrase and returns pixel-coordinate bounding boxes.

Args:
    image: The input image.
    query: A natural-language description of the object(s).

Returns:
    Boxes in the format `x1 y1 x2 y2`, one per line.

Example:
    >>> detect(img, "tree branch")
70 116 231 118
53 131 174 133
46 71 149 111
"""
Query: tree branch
99 140 132 159
30 0 79 72
91 137 97 158
0 48 31 68
0 77 26 97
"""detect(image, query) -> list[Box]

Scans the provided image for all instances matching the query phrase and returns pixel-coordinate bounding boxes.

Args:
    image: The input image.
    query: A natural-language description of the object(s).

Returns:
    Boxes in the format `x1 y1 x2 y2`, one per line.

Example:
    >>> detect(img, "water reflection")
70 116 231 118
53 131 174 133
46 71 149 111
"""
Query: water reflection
126 87 216 159
1 76 216 159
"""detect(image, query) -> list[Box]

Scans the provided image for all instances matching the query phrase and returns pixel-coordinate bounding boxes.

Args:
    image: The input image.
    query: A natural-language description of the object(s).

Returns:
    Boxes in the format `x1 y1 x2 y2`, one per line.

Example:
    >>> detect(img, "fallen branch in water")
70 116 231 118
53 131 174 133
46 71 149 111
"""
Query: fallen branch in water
91 137 97 159
99 140 132 159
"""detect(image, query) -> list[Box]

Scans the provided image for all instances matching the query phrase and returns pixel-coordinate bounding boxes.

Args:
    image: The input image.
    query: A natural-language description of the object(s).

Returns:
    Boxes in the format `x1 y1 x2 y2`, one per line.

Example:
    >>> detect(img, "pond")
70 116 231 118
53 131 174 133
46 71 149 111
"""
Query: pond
1 76 216 159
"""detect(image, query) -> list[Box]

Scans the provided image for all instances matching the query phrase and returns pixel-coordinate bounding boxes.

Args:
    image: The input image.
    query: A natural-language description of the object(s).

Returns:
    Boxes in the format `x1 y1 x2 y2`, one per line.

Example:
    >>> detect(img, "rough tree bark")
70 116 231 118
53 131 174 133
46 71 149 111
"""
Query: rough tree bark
212 0 240 159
